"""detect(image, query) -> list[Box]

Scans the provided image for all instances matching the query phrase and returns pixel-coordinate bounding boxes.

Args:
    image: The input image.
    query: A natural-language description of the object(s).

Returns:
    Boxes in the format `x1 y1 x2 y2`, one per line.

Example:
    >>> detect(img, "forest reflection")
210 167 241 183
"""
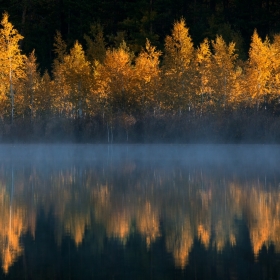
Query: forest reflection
0 157 280 274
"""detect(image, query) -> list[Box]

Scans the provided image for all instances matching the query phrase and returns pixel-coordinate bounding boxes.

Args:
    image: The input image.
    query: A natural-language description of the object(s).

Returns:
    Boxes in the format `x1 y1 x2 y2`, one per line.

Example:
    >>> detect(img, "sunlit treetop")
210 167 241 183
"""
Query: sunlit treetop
164 18 194 72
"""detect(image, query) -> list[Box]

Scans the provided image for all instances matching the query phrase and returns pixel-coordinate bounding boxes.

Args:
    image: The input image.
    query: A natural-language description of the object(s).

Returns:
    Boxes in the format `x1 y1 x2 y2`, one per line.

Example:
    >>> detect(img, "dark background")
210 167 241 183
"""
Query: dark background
1 0 280 71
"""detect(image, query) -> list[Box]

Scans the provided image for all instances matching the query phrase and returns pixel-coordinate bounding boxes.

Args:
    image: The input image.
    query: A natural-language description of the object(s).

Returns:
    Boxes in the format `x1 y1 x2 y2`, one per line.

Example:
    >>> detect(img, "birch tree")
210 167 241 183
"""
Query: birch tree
0 12 26 122
194 38 212 115
269 34 280 103
246 30 272 110
22 50 40 119
134 39 161 116
95 42 134 142
53 41 91 118
162 18 194 115
211 35 237 110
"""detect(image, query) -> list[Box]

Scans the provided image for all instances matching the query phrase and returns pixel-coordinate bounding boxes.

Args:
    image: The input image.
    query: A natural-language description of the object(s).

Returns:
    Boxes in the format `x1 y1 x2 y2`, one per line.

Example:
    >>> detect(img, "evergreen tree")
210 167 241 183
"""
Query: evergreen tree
84 23 106 64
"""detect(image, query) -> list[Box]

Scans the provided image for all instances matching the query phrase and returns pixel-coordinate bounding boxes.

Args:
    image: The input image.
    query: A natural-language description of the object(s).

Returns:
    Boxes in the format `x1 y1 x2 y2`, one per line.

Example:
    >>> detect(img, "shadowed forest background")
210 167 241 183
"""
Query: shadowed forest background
1 0 280 143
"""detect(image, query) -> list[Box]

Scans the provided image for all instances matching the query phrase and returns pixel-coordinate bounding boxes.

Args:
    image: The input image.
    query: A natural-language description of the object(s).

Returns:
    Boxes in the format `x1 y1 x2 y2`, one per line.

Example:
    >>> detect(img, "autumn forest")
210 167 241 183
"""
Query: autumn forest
1 3 280 142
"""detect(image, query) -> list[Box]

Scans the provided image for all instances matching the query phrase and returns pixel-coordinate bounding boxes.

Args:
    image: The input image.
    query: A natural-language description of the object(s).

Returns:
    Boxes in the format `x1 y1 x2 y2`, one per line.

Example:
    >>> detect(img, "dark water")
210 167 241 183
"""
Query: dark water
0 144 280 280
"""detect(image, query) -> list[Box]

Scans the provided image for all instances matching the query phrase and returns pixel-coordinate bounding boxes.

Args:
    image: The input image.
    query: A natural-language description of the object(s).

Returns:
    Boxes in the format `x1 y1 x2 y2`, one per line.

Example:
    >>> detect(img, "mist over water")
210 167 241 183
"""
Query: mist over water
0 144 280 279
1 143 280 164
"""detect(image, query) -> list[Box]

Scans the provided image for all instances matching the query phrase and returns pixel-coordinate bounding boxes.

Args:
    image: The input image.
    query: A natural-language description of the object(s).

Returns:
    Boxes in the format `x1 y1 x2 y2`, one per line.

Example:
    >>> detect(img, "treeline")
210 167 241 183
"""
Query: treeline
1 13 280 143
4 0 280 71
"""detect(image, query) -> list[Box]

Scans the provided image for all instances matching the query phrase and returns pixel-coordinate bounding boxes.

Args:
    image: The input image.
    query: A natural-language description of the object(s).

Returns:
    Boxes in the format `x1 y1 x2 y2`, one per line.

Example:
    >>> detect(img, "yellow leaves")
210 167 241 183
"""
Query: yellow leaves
164 18 194 72
53 41 91 117
211 35 238 108
3 12 280 120
134 39 161 110
64 42 90 74
163 19 195 114
247 30 272 105
212 35 237 68
0 12 25 77
0 12 26 119
103 44 132 76
135 39 161 83
95 42 134 114
0 12 23 52
196 38 211 65
194 38 213 111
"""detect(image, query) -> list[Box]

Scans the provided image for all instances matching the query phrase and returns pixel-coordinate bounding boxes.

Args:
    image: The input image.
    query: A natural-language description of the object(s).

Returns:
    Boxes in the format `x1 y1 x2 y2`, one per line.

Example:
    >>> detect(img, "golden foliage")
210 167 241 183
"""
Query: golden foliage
246 30 272 107
0 12 26 118
134 39 161 111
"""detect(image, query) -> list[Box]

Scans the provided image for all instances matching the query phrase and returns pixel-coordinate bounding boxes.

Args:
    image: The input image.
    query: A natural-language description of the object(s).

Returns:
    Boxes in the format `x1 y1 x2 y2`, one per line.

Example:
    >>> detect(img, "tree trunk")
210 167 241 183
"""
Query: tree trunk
9 59 14 124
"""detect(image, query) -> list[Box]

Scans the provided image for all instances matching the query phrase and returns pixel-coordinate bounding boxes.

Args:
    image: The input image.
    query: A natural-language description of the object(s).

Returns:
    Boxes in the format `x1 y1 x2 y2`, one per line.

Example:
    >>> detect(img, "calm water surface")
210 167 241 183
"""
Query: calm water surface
0 144 280 280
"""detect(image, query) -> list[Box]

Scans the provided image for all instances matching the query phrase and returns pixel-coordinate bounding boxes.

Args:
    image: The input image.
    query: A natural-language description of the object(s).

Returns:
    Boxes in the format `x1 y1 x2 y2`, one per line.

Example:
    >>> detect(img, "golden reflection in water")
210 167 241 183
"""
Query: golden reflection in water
64 211 90 246
233 185 280 257
0 188 27 273
197 224 210 249
106 211 130 242
165 217 193 268
136 202 160 248
1 165 280 272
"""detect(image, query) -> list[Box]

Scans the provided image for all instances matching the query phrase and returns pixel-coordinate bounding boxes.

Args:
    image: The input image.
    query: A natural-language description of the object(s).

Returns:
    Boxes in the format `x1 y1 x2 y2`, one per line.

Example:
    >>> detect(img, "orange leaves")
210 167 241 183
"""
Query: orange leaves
2 12 280 121
0 12 26 82
246 30 272 106
164 18 194 72
135 39 161 84
102 45 132 81
0 12 26 119
162 18 195 114
211 36 238 108
52 41 91 117
134 39 161 111
96 42 134 114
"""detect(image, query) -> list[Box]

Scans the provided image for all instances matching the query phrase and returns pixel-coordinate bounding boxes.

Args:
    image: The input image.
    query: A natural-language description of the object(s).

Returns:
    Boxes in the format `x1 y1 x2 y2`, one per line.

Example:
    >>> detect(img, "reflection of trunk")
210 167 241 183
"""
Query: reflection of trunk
78 81 82 118
30 72 34 121
107 122 109 143
224 74 227 110
107 121 113 143
110 124 113 143
201 79 204 117
8 167 14 260
178 81 184 116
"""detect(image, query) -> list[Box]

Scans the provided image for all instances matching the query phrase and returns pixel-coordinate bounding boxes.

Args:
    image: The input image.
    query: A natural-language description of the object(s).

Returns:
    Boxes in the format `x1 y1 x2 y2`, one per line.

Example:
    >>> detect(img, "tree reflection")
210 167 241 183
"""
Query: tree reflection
0 159 280 274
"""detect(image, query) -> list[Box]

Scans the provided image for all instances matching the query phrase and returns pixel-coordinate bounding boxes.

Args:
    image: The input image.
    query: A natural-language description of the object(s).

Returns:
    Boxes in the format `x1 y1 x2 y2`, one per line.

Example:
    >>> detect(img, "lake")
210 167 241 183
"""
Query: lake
0 144 280 280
